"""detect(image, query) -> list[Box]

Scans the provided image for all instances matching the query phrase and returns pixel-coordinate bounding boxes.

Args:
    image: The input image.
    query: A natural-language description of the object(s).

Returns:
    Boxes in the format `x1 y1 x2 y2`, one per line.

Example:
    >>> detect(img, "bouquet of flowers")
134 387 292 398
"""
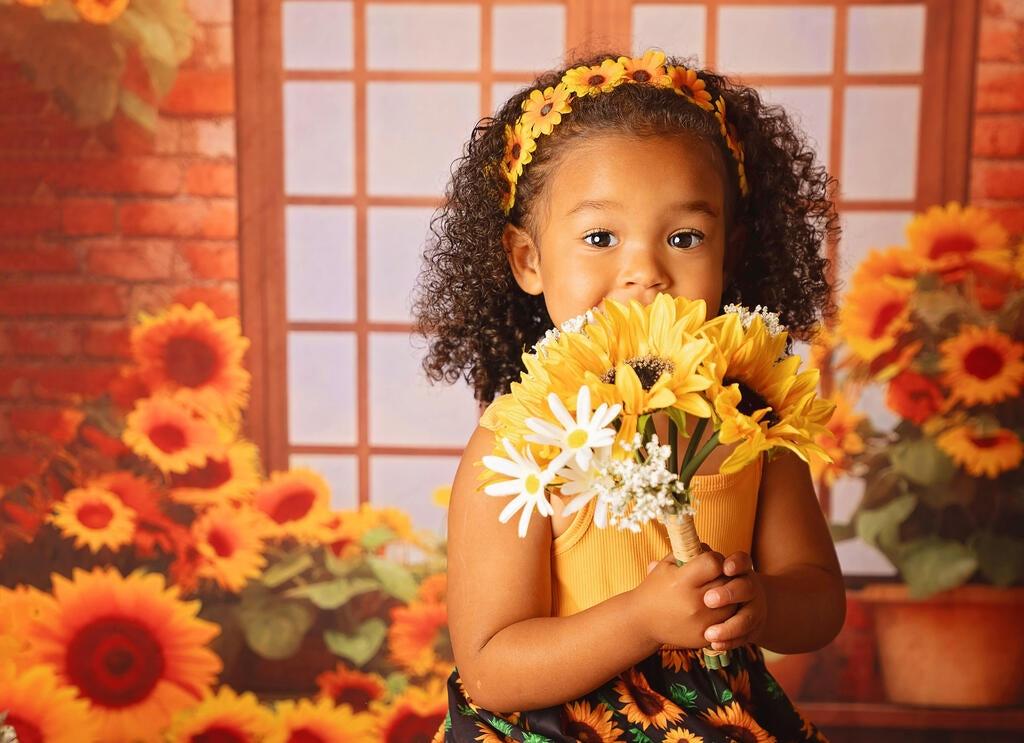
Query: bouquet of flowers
821 202 1024 598
480 293 835 666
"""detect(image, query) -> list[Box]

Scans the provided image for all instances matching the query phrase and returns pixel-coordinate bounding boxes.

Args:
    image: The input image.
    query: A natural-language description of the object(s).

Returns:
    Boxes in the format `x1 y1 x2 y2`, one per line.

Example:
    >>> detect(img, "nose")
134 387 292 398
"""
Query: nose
619 244 669 296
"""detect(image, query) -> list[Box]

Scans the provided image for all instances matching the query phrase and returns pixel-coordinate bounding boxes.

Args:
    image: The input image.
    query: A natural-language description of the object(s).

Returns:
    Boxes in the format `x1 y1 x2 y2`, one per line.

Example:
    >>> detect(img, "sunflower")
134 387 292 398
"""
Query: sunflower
562 58 626 97
940 325 1024 406
619 50 671 86
0 661 99 743
700 702 773 742
519 83 572 137
22 567 221 743
473 721 514 743
953 254 1023 311
169 439 263 506
270 697 375 743
418 572 447 603
849 246 924 287
192 504 268 593
93 471 189 558
725 668 752 705
388 599 451 676
49 486 136 553
905 202 1010 273
502 122 536 180
0 584 47 670
614 666 683 730
252 468 335 543
810 394 866 485
132 302 251 418
936 422 1023 479
373 681 448 743
123 396 228 474
885 370 945 425
316 665 387 712
660 648 694 673
560 699 625 742
73 0 129 24
666 65 714 110
665 731 704 743
164 686 276 743
837 276 915 363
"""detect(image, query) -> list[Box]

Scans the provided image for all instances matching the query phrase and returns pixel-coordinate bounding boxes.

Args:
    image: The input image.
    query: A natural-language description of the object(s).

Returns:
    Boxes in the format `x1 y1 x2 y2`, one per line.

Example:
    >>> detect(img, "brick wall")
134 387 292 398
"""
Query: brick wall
0 0 238 484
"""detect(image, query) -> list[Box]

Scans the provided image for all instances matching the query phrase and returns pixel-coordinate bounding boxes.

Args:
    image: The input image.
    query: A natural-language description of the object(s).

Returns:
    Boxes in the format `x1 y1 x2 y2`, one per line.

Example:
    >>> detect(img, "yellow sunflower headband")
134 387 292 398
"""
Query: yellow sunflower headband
498 50 749 214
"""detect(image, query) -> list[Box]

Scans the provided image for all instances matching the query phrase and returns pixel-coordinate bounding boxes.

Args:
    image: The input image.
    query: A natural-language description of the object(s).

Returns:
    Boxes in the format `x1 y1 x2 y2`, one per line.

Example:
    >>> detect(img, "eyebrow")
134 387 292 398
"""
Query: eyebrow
566 199 720 218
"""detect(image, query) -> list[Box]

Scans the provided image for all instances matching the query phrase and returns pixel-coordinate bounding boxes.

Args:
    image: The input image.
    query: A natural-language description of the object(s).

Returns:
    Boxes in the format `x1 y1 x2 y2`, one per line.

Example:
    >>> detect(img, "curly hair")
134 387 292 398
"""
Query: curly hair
413 52 838 403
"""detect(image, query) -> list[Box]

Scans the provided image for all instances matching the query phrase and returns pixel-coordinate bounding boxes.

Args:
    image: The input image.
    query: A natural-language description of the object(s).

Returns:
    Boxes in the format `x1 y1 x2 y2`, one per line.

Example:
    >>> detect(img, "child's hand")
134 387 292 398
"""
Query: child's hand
633 550 735 650
701 551 767 651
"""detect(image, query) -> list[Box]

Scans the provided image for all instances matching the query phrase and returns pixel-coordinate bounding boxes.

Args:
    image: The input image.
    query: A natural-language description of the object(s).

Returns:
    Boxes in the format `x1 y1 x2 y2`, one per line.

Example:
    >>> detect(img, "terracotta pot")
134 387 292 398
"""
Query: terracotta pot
761 649 814 698
861 583 1024 707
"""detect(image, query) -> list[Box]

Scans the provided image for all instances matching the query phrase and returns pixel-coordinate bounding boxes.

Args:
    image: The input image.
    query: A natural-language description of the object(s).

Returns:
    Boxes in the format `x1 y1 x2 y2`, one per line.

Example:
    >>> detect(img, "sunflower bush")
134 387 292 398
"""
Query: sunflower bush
0 302 452 743
821 202 1024 598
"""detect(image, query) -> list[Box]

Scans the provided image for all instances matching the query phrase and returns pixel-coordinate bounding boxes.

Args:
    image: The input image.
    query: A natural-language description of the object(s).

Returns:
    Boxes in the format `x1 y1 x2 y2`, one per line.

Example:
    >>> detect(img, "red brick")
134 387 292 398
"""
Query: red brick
173 286 239 318
203 201 238 239
0 283 127 318
110 112 159 156
184 162 236 196
0 204 60 237
192 25 235 69
10 406 85 444
6 323 77 358
0 366 33 399
82 322 132 360
179 119 236 158
979 19 1023 61
153 118 183 155
970 160 1024 199
973 115 1024 156
0 452 43 486
66 158 182 196
85 240 176 280
120 200 215 238
31 364 123 401
0 122 50 152
178 242 239 279
0 245 78 274
163 69 236 115
984 0 1024 21
62 198 117 235
187 0 233 25
977 203 1024 234
975 64 1024 112
0 84 48 116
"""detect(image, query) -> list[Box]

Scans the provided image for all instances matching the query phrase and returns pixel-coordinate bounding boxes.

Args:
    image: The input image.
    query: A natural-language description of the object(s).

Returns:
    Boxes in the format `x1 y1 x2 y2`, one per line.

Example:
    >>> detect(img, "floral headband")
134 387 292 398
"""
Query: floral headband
498 50 749 214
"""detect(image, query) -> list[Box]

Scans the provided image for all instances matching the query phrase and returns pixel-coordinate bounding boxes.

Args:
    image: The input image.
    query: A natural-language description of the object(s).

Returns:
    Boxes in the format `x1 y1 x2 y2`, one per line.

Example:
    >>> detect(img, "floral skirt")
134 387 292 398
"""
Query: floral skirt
435 646 828 743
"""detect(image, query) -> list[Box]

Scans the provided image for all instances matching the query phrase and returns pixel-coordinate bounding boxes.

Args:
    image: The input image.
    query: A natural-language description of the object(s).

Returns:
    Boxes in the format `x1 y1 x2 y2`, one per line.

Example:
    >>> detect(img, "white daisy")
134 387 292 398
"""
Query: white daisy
723 302 785 337
558 444 614 528
524 385 621 470
482 438 559 537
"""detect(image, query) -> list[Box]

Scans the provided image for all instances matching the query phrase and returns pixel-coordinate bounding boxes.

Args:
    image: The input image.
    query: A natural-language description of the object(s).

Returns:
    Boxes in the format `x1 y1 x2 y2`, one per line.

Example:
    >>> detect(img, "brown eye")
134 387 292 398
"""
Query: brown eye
669 230 704 250
583 231 618 248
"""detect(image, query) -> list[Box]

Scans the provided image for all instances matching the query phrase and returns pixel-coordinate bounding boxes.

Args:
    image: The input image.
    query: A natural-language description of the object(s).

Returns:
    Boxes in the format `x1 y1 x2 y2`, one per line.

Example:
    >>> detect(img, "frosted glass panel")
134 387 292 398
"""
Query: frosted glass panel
841 86 920 200
491 81 531 114
370 455 458 533
366 83 480 196
368 332 477 446
847 4 925 74
367 3 480 70
368 207 435 323
289 453 359 511
632 4 706 64
492 4 566 72
283 1 353 70
288 332 357 445
718 6 834 75
284 82 355 196
758 86 831 167
286 206 356 322
839 210 914 289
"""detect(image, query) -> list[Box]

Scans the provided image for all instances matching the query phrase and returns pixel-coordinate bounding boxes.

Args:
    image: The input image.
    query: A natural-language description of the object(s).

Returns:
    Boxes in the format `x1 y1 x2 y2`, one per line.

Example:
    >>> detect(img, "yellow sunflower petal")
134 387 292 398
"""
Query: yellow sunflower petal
372 680 448 743
940 324 1024 407
122 396 230 474
49 486 136 553
252 468 335 543
0 661 100 743
936 422 1023 479
270 697 376 743
192 504 268 593
164 686 276 743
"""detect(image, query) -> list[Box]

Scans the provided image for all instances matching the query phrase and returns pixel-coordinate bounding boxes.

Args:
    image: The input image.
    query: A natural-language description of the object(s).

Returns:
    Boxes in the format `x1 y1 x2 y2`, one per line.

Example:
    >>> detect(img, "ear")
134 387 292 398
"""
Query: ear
503 223 543 295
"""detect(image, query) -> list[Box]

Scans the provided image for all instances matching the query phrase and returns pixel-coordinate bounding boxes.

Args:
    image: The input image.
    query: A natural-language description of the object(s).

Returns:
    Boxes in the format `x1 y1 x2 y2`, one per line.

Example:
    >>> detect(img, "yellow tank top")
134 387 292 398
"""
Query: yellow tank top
550 456 763 617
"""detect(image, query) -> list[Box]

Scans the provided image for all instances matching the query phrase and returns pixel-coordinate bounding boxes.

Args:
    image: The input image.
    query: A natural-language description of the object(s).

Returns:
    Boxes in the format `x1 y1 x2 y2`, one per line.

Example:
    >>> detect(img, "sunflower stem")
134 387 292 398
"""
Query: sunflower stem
678 430 721 487
682 417 709 475
667 417 678 476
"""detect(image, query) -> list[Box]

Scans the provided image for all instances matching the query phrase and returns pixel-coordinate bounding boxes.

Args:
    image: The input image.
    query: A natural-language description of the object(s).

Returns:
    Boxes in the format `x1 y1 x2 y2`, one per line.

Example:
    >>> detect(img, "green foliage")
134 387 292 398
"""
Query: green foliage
324 618 388 667
237 583 318 660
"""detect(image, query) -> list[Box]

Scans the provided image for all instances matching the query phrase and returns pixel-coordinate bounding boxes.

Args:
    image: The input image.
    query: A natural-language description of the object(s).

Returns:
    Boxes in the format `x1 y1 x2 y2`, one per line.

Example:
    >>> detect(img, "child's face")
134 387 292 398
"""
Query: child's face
505 133 729 328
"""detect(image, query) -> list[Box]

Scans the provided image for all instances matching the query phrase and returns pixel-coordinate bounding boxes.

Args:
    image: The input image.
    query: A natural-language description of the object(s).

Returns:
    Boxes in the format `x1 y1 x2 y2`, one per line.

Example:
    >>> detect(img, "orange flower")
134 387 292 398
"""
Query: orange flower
837 276 915 363
614 666 683 730
132 302 251 418
270 697 375 743
169 439 263 506
372 681 448 743
73 0 129 24
123 396 228 474
811 394 866 485
418 572 447 603
619 50 671 86
164 686 276 743
940 325 1024 406
937 422 1023 479
849 246 924 286
93 471 189 558
388 600 450 676
906 202 1009 274
666 65 714 110
315 665 388 712
252 468 334 543
22 567 221 742
0 584 48 670
502 122 536 180
0 661 99 743
562 58 626 97
701 701 773 742
519 83 572 137
886 370 945 425
49 486 136 553
192 504 268 593
562 699 626 742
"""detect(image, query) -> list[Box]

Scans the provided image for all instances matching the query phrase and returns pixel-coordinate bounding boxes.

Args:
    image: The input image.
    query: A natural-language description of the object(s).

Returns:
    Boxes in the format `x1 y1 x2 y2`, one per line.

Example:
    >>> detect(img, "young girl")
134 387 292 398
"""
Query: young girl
414 50 845 743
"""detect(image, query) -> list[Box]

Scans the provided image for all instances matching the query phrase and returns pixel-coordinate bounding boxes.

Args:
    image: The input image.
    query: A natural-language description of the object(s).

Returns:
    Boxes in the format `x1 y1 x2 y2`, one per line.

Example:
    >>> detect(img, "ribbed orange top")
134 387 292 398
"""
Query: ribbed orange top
550 457 762 617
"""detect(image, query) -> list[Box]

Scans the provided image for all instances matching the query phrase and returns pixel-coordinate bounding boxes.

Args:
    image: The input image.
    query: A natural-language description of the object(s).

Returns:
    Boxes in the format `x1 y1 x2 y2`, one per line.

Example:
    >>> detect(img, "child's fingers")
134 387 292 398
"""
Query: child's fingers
722 551 754 576
704 608 759 648
703 576 756 608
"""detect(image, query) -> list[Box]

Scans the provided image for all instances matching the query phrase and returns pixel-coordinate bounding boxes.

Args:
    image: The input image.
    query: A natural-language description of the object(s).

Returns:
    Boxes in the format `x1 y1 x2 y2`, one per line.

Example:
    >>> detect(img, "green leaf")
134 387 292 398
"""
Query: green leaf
972 533 1024 587
282 576 380 610
629 727 653 743
237 595 317 660
664 406 688 436
898 538 979 598
360 526 397 551
523 733 554 743
830 521 857 541
490 717 515 736
457 704 477 719
122 0 194 60
323 618 387 667
855 494 917 549
889 437 955 488
366 555 417 601
118 89 157 132
385 671 409 699
668 682 698 709
444 711 452 731
324 551 363 577
720 688 734 703
110 5 178 68
260 551 315 588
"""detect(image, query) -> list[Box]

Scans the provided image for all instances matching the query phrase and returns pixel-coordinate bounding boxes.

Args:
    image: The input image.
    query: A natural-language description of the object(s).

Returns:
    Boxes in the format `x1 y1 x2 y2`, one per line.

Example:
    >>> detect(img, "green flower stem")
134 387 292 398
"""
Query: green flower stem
678 430 722 487
668 418 678 475
681 417 708 472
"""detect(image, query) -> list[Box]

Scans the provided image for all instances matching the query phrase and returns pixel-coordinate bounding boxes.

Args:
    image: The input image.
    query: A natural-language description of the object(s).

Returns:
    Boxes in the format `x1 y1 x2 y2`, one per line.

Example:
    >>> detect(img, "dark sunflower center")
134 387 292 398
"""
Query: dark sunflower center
148 423 187 453
624 676 666 717
564 721 603 743
963 344 1002 380
165 336 219 388
335 685 376 712
194 726 248 743
540 102 553 115
720 725 758 743
268 486 316 524
289 729 324 743
207 525 236 558
77 502 114 530
601 355 675 390
171 456 233 490
632 70 652 82
387 711 444 743
66 617 165 708
724 377 778 425
970 435 998 449
587 74 606 86
510 142 521 160
930 233 976 259
3 716 42 743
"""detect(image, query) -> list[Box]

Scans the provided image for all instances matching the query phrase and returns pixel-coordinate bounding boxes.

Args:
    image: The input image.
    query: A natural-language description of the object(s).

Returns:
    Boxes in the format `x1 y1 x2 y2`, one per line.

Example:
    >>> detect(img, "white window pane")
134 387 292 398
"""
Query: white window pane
491 81 531 115
758 85 831 167
284 82 355 196
492 4 566 72
833 472 899 575
367 3 480 70
632 4 705 65
368 332 477 446
718 6 834 75
288 332 357 445
368 207 435 323
286 206 356 322
283 1 354 70
847 4 925 74
370 455 458 534
367 83 480 196
839 210 914 289
841 86 920 200
289 453 358 512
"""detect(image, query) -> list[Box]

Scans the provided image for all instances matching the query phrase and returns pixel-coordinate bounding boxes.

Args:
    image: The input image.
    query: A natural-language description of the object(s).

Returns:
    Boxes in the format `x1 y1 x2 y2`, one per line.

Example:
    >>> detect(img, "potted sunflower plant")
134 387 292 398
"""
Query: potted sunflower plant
820 202 1024 707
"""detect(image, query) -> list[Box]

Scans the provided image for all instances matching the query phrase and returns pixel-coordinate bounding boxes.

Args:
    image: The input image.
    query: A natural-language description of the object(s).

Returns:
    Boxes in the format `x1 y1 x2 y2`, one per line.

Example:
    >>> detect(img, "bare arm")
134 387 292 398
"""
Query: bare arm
448 425 733 712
